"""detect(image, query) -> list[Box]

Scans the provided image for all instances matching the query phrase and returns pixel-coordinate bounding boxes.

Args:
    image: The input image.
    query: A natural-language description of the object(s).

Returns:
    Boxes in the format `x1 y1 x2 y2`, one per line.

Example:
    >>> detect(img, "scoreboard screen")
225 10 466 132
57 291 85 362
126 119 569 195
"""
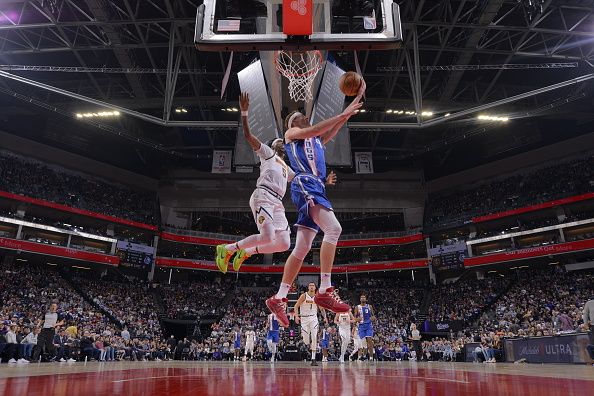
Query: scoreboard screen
429 242 467 271
117 241 155 270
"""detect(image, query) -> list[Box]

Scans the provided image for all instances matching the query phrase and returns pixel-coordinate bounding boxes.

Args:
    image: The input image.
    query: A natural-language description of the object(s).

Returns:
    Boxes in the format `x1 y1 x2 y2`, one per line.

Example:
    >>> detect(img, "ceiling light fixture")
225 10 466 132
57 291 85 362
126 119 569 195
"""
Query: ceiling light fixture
477 115 509 122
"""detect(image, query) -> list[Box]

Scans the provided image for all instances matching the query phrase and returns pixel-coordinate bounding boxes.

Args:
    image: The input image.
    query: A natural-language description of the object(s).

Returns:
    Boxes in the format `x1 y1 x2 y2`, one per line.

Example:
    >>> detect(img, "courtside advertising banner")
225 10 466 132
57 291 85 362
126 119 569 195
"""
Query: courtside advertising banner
212 150 232 174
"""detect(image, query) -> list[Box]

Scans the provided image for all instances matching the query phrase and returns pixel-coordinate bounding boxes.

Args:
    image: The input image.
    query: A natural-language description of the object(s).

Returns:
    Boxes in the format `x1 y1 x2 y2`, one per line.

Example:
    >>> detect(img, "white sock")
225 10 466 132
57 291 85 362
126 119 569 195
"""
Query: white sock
225 242 240 253
244 247 258 256
275 282 291 299
311 351 316 360
319 273 331 293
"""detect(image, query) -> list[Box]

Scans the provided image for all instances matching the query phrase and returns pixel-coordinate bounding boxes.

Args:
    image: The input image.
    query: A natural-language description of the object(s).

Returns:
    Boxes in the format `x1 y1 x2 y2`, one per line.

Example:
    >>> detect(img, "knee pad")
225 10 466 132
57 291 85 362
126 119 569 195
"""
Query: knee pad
291 228 316 260
322 222 342 245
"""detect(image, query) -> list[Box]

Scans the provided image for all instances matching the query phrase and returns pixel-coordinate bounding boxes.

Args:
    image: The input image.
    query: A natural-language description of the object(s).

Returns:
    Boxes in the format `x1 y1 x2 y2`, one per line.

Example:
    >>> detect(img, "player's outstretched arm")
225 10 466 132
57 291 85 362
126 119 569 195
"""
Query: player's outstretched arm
321 79 366 144
240 92 262 151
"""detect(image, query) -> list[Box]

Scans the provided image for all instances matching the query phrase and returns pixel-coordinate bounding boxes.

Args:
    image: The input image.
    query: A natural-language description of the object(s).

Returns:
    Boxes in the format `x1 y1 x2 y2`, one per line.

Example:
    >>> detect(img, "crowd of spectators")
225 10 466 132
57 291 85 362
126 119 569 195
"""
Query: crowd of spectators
0 151 157 225
428 277 510 323
2 258 592 364
160 279 233 319
475 266 593 337
425 154 594 229
71 277 162 339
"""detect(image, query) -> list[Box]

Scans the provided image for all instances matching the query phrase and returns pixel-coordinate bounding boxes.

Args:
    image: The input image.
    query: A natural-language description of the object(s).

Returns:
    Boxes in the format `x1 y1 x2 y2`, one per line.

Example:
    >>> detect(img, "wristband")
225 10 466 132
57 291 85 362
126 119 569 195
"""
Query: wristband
241 111 248 117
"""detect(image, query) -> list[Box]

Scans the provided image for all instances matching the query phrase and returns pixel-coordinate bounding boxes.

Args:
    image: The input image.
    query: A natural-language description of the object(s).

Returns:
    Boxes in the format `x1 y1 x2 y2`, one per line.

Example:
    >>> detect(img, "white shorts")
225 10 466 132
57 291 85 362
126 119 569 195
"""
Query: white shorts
354 336 365 349
250 189 289 232
339 327 351 345
245 342 254 352
300 317 319 347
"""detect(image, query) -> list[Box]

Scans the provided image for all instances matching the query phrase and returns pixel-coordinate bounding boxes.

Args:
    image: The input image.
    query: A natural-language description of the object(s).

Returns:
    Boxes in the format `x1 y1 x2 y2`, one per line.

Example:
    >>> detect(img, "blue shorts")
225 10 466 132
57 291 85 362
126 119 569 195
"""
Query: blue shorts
234 340 241 349
358 322 374 338
267 330 279 344
320 339 329 349
290 175 333 232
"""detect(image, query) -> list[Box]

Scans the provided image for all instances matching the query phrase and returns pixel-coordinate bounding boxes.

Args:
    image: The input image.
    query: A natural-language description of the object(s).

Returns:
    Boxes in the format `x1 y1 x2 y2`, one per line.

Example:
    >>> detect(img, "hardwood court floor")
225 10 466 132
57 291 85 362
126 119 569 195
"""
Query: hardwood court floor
0 360 592 396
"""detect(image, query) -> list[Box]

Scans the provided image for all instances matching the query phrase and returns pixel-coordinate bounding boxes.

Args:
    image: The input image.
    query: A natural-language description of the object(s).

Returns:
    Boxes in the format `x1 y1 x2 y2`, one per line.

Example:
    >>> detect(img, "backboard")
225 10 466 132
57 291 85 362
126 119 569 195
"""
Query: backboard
194 0 402 52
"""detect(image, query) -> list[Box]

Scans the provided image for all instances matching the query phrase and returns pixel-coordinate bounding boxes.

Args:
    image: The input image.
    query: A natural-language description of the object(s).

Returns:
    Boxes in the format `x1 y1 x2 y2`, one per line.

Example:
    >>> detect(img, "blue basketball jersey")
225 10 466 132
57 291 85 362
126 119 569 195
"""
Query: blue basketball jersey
285 137 327 180
269 314 280 332
234 332 241 343
358 304 372 324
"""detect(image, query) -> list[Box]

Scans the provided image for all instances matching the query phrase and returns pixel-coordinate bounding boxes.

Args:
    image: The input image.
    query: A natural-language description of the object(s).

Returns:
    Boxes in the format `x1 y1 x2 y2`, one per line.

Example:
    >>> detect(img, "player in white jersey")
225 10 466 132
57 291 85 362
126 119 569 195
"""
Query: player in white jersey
334 310 355 363
294 282 328 366
243 327 256 361
216 92 295 273
349 326 366 361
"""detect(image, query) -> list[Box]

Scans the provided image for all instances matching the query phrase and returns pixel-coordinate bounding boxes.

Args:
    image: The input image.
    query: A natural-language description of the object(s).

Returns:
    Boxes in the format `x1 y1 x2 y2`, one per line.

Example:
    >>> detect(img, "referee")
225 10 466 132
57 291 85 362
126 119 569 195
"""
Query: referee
35 302 65 361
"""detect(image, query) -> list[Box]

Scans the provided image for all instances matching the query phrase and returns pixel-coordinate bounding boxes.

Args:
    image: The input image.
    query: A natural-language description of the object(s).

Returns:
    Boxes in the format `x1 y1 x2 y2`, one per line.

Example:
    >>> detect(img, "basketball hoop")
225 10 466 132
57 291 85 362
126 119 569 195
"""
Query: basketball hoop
274 50 324 102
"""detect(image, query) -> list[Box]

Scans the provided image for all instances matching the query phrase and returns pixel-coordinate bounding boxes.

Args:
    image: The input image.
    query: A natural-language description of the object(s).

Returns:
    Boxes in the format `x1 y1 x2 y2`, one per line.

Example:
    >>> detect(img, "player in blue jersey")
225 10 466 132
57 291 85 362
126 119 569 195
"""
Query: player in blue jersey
265 79 366 326
266 313 281 362
233 326 242 361
320 326 331 362
354 294 377 361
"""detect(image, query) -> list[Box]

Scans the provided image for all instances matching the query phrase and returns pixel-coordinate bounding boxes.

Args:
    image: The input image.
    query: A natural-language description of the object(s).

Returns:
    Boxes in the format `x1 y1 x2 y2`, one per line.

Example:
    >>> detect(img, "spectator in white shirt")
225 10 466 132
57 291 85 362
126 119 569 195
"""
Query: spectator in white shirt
20 327 39 360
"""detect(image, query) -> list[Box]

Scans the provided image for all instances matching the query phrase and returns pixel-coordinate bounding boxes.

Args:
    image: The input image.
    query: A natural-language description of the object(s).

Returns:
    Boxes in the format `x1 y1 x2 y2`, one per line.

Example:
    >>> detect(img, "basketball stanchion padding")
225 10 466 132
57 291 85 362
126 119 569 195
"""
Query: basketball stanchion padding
283 0 313 36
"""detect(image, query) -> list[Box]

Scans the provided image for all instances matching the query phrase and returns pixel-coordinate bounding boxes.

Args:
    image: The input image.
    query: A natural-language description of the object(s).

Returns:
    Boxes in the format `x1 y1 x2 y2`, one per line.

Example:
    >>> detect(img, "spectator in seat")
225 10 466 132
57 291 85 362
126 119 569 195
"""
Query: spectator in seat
80 331 99 361
19 327 36 361
5 325 27 364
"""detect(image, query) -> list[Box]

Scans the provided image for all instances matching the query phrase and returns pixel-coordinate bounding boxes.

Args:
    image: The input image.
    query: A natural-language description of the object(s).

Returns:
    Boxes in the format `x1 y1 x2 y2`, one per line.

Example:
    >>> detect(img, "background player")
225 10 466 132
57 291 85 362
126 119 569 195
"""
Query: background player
216 92 294 273
349 325 365 361
354 294 377 361
266 80 366 325
335 310 355 363
267 312 280 363
294 282 328 366
243 326 256 361
233 326 242 361
320 326 331 362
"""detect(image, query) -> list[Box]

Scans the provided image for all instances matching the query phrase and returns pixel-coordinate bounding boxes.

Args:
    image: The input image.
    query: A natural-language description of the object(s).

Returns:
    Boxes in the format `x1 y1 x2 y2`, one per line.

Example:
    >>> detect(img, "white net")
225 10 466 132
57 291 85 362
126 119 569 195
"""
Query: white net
274 50 324 102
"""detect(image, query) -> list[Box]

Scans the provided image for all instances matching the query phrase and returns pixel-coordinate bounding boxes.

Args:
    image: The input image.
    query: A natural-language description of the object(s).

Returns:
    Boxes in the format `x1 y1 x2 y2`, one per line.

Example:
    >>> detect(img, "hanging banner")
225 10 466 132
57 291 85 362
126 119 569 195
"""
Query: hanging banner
235 60 279 166
212 150 232 174
311 60 352 167
355 152 374 174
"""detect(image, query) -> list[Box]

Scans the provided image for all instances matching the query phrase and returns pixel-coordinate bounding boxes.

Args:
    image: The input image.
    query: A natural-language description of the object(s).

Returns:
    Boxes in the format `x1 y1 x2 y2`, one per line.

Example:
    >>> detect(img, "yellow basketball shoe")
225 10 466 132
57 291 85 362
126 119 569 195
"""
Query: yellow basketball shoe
215 244 234 274
232 249 251 272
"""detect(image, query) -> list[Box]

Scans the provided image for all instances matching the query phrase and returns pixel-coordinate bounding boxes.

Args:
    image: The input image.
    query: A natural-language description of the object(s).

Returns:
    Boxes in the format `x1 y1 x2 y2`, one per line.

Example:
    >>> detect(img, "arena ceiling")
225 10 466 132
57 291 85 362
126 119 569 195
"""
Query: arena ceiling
0 0 593 178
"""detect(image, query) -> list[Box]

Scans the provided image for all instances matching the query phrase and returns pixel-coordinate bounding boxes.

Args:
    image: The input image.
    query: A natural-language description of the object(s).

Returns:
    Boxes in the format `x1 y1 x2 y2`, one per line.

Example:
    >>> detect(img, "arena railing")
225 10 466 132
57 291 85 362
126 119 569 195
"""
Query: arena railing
162 226 418 242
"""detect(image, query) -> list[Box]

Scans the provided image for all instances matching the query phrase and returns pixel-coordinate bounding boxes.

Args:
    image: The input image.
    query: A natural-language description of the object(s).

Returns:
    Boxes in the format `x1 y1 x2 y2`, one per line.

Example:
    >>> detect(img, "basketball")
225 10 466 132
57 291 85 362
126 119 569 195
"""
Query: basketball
339 71 363 96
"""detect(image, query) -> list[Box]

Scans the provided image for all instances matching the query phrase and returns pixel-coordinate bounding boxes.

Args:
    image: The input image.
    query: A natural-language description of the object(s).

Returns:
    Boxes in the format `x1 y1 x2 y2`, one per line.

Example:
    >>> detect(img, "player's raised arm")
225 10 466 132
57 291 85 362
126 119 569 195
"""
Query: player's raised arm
240 92 262 151
284 102 362 143
321 79 366 145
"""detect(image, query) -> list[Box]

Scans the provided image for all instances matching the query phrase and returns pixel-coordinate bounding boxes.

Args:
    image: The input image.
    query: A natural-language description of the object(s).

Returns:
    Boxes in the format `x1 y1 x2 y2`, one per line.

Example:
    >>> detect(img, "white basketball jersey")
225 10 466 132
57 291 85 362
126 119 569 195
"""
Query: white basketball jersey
245 330 256 344
337 313 351 329
255 144 294 198
300 293 318 317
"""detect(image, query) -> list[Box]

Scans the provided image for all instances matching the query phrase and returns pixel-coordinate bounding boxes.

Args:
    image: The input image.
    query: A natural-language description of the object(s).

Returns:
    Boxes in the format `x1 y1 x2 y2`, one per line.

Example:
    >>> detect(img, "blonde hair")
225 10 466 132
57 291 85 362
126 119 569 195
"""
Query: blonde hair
284 110 302 131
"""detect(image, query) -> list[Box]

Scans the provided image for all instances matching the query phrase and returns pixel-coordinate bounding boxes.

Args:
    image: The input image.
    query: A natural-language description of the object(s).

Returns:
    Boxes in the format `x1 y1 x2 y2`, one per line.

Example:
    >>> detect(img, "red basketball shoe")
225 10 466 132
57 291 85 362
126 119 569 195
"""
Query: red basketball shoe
265 296 290 328
314 287 350 313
